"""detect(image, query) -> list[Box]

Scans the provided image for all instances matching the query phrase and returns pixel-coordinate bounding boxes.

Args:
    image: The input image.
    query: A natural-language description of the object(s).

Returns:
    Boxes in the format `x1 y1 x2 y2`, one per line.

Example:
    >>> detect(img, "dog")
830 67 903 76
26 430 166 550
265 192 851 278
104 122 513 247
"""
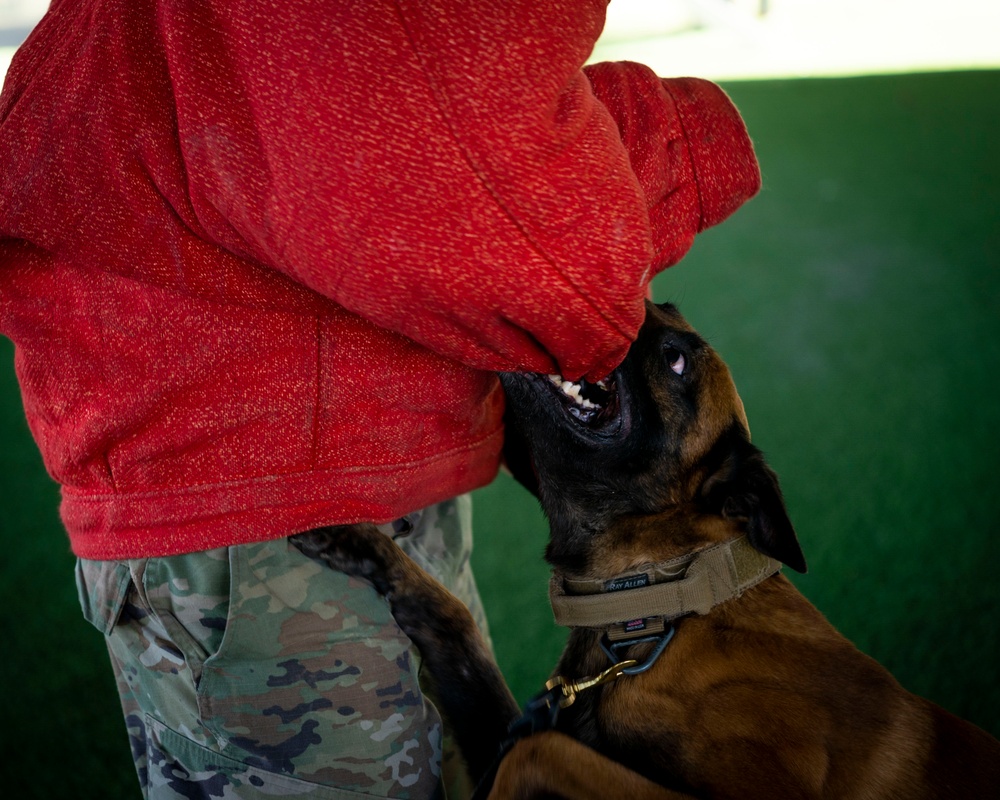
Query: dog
292 301 1000 798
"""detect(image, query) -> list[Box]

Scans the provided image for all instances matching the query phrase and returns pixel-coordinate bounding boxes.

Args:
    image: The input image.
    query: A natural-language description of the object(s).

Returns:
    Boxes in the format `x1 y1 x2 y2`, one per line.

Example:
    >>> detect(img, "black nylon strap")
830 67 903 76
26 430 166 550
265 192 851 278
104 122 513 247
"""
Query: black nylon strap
470 685 564 800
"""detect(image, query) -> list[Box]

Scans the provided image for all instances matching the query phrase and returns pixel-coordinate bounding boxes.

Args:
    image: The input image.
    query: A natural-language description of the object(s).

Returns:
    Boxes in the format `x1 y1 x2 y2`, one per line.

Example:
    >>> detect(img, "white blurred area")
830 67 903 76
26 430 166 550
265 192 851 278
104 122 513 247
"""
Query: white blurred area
0 0 46 79
1 0 999 83
592 0 1000 79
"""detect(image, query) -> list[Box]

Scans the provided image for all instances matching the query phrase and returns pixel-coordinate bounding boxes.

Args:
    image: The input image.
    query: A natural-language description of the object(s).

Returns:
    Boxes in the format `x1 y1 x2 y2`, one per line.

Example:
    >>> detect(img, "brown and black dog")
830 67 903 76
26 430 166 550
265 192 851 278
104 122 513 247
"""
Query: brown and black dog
293 302 1000 799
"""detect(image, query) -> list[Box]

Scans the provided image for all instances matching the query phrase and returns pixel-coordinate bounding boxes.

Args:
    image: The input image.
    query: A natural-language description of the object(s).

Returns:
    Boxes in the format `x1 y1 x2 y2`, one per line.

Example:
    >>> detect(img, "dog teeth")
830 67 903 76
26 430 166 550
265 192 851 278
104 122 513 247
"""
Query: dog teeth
547 374 599 409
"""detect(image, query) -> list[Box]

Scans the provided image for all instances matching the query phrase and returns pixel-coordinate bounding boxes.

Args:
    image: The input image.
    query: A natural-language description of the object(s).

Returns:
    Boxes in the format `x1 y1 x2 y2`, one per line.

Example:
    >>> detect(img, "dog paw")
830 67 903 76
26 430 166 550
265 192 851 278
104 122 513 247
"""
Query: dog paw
290 524 398 595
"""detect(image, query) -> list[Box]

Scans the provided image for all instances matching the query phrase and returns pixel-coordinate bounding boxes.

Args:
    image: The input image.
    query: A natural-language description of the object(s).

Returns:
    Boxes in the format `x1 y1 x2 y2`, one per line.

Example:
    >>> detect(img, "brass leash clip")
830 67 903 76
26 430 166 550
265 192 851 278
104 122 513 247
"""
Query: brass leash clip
545 659 638 708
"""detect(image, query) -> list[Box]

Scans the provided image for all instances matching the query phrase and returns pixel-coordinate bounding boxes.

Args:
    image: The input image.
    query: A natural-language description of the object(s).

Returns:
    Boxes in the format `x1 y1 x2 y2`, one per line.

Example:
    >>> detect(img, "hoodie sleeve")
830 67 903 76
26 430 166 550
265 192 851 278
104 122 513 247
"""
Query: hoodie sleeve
161 0 758 380
583 62 761 274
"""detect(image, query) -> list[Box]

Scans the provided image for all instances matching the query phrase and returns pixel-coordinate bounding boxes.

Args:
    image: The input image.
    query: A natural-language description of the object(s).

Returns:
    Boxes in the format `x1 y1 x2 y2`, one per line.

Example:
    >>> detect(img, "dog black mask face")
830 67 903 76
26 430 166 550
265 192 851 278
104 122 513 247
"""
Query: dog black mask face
500 301 807 575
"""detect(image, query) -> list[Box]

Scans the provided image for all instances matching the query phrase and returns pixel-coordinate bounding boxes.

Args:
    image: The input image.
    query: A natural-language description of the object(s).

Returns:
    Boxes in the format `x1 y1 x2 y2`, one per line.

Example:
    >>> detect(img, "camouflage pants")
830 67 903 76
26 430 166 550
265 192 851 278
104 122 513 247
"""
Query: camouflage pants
75 496 489 800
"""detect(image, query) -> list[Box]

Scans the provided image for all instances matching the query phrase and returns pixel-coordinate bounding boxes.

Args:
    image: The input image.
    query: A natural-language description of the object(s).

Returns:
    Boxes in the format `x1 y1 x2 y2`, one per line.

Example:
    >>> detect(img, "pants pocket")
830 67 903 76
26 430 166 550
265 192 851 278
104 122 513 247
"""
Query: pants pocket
146 714 391 800
77 553 226 757
196 538 446 797
137 549 231 686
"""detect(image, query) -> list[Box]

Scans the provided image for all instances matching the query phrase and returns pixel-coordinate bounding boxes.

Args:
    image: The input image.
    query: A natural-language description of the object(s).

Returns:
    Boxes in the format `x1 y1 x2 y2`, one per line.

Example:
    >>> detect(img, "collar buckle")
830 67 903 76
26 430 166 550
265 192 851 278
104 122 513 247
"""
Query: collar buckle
601 623 676 676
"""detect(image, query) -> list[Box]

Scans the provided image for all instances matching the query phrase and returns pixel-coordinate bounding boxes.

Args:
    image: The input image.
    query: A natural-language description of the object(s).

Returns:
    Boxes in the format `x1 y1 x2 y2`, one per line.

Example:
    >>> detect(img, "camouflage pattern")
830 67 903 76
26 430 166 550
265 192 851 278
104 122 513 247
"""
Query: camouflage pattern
76 496 490 799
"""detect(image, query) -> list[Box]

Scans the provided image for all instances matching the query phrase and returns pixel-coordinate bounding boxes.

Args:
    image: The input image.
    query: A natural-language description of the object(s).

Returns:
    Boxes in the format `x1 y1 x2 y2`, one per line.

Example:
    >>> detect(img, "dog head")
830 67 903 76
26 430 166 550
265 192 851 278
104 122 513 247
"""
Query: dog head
500 301 806 577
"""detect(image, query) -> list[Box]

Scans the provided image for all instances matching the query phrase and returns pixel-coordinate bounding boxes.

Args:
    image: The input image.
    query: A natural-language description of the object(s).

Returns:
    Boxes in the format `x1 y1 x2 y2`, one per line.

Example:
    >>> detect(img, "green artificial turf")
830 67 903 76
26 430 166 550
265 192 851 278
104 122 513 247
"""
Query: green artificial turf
1 71 998 797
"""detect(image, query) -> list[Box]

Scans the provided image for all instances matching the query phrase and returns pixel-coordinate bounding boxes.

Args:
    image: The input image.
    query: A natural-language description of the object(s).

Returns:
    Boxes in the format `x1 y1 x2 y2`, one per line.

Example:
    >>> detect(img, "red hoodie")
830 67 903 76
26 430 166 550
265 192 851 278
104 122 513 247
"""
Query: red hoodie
0 0 760 559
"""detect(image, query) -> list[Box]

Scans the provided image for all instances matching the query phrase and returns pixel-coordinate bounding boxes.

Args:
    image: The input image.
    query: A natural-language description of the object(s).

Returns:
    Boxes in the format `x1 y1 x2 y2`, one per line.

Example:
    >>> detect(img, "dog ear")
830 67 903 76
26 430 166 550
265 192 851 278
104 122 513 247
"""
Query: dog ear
702 436 807 573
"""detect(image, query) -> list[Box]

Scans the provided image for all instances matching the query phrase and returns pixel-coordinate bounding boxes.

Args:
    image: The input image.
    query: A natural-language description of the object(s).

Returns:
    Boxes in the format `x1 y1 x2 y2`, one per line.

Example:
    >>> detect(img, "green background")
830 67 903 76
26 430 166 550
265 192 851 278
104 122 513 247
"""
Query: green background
2 71 998 798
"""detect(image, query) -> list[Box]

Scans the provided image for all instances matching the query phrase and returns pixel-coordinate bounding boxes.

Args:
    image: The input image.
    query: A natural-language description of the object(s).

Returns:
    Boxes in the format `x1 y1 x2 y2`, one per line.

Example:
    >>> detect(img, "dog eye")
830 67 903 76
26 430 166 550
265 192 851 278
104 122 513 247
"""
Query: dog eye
665 346 686 376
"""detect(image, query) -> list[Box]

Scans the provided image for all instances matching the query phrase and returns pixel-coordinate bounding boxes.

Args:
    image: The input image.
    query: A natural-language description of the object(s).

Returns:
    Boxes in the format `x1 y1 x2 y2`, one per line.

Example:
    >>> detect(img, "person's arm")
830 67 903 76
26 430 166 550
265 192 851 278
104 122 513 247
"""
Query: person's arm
583 62 761 277
161 0 757 380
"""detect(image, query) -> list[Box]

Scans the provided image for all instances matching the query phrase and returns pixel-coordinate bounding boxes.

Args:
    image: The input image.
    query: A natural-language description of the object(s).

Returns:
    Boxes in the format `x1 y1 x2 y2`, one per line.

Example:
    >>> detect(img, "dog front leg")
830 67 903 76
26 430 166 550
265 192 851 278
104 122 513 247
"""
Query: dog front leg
291 525 520 781
490 732 696 800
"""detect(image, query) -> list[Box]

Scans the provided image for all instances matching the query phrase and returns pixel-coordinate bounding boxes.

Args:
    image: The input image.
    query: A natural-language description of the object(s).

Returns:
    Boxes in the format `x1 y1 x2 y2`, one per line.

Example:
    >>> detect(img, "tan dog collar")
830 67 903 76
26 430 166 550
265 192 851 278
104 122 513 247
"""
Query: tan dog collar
549 536 781 636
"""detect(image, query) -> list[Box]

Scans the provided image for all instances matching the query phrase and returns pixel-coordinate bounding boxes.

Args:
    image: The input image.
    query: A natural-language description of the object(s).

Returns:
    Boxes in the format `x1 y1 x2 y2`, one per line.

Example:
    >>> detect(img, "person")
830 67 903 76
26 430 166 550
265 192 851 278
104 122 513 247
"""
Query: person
0 1 760 797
